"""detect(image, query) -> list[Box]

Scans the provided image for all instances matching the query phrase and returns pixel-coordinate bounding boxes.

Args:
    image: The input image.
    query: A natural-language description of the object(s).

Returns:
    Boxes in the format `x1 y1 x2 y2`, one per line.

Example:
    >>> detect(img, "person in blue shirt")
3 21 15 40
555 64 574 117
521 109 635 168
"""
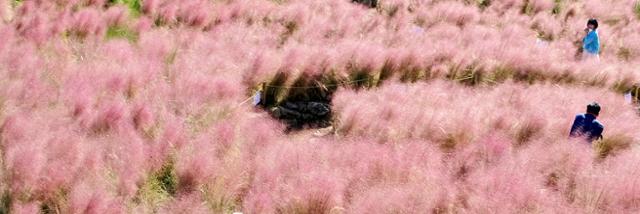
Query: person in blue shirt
582 19 600 61
569 102 604 143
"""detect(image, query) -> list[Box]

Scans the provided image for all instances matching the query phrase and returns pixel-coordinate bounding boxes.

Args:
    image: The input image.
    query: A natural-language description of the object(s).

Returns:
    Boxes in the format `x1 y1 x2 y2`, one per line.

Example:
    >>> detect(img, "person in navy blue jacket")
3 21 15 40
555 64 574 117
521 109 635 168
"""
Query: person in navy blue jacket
569 102 604 143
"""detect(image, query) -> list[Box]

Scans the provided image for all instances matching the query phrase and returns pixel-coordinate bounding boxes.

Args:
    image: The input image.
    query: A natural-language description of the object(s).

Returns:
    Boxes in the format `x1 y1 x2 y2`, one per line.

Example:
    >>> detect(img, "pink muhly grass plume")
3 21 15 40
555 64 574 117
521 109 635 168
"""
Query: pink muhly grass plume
40 132 87 195
462 140 587 212
526 0 555 14
13 4 51 44
0 0 12 23
104 5 127 27
450 133 513 175
134 16 153 33
594 149 640 212
90 102 126 133
583 0 631 21
430 1 480 27
109 131 149 198
464 157 552 213
175 140 219 193
347 183 451 213
243 141 345 213
0 26 13 51
64 80 96 127
159 118 189 151
232 114 286 159
70 8 105 38
344 141 450 212
4 141 45 195
242 51 282 86
212 121 235 152
157 2 179 25
69 182 123 214
617 33 640 61
531 13 562 40
84 0 106 7
244 139 446 213
142 0 159 15
178 1 211 28
569 148 640 212
138 29 174 59
158 193 210 214
131 102 154 130
11 202 40 214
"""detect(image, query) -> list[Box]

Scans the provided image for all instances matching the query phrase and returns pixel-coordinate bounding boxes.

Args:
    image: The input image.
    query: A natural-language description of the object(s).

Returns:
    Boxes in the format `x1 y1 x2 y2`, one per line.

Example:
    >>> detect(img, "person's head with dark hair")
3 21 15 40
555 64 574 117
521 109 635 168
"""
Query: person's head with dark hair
587 19 598 30
570 102 604 141
586 102 601 116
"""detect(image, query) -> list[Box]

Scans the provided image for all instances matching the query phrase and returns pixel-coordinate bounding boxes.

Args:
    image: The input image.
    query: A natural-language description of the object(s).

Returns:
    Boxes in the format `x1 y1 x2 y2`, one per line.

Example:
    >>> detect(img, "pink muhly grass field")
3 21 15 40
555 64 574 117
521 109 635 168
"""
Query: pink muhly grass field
0 0 640 213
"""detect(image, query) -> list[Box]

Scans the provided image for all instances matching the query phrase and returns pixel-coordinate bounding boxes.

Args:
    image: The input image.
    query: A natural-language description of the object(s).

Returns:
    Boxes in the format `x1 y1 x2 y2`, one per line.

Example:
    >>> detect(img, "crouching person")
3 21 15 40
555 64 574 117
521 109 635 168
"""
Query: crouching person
569 102 604 143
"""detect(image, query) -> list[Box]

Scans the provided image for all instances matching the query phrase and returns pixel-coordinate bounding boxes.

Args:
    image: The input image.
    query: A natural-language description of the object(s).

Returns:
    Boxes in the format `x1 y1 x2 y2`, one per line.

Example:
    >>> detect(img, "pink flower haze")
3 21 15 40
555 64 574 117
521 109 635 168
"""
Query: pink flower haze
0 0 639 213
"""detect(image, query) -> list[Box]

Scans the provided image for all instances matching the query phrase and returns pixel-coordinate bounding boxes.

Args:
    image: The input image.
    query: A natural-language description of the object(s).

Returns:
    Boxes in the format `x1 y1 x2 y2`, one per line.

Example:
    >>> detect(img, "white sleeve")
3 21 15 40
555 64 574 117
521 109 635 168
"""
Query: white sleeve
252 92 262 106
